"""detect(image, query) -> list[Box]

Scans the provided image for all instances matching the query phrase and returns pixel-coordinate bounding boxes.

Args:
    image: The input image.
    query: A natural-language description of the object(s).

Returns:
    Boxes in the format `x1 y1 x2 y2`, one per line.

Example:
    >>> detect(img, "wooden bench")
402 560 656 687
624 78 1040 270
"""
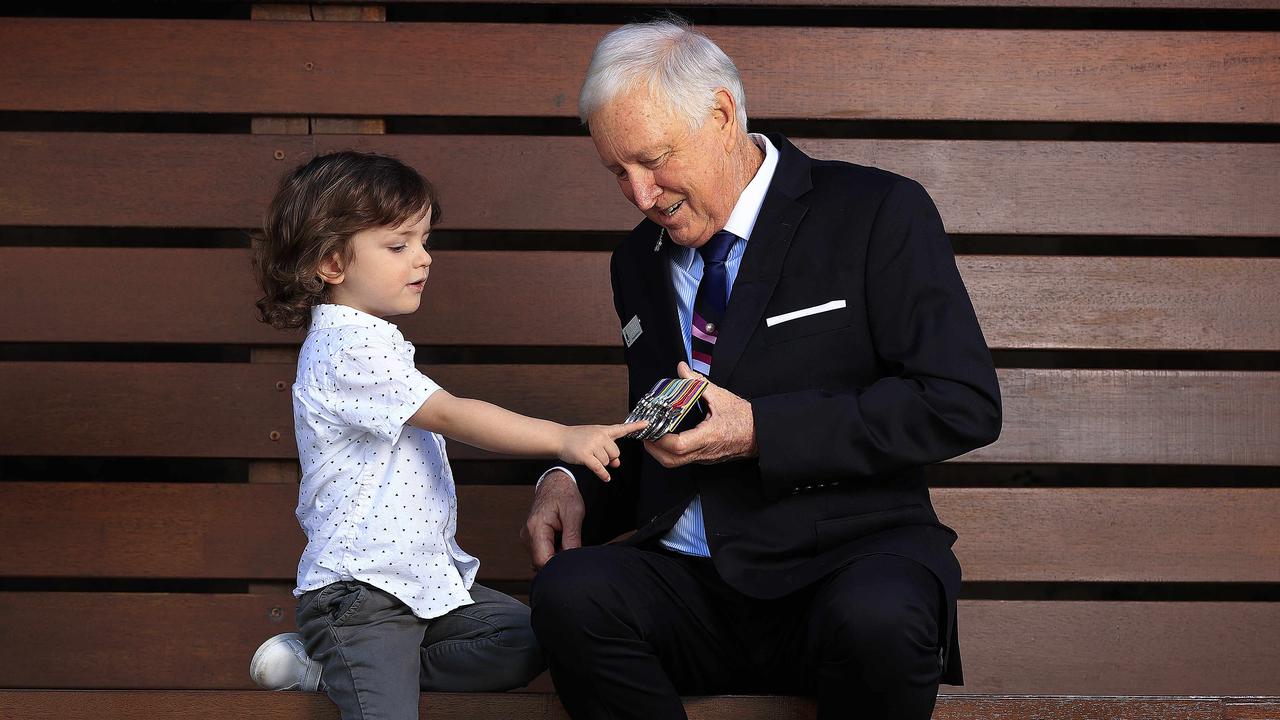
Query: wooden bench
1 1 1277 717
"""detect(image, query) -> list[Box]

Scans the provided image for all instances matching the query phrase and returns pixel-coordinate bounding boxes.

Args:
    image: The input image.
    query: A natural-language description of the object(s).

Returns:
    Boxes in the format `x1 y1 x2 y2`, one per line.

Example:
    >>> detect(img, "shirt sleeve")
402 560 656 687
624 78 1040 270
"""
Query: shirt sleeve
326 339 440 444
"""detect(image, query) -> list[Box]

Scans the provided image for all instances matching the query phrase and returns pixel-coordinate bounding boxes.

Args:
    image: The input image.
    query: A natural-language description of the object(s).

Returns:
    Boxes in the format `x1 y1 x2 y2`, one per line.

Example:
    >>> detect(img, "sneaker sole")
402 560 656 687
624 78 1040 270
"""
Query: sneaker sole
249 634 301 690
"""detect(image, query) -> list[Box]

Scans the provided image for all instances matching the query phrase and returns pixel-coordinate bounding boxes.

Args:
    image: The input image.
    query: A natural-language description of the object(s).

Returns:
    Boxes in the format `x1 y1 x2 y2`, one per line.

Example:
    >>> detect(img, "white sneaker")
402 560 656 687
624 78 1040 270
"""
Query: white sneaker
250 633 323 691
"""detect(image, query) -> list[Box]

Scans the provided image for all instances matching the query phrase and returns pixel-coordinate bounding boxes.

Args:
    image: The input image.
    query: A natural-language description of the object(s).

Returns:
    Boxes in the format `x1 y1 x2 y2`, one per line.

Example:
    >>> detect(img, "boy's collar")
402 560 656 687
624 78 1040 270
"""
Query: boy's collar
309 303 405 340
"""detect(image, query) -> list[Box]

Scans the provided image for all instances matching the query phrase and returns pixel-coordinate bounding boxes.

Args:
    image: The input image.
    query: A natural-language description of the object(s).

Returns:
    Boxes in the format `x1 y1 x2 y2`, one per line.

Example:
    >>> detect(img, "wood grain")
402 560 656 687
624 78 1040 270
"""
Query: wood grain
956 601 1280 695
1226 701 1280 719
3 249 1278 351
2 21 1277 122
4 133 1279 236
1 595 1276 694
968 368 1280 465
2 483 1276 583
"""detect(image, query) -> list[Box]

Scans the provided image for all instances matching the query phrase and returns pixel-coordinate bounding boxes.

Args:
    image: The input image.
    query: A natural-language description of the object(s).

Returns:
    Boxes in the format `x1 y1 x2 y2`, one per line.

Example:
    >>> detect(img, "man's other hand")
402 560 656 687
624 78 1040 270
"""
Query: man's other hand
521 470 585 570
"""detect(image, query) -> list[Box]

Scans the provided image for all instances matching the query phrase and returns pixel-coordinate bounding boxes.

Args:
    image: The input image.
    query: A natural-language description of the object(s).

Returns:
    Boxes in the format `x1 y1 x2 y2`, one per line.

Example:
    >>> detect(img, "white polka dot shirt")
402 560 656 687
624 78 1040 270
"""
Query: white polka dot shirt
292 304 479 619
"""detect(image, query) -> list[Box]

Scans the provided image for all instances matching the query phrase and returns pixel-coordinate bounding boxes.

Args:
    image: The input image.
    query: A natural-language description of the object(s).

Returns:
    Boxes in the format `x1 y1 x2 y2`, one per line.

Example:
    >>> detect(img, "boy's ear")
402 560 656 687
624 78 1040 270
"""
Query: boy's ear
317 251 345 286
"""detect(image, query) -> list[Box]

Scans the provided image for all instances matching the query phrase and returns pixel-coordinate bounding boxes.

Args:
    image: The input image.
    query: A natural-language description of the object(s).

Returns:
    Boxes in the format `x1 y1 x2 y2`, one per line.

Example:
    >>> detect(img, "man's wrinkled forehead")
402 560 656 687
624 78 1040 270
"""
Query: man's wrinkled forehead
589 89 681 166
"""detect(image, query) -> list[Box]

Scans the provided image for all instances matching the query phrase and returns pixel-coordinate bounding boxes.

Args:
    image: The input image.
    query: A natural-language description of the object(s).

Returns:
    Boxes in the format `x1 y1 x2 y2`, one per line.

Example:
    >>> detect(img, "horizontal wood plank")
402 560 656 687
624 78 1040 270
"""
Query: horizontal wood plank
0 690 1255 720
0 690 1251 720
967 368 1280 465
955 601 1280 695
3 249 1278 351
2 363 1277 464
336 0 1280 5
1 594 1276 694
2 483 1276 583
2 21 1277 123
4 133 1279 236
1227 701 1280 719
331 0 1280 5
0 249 615 347
0 363 622 460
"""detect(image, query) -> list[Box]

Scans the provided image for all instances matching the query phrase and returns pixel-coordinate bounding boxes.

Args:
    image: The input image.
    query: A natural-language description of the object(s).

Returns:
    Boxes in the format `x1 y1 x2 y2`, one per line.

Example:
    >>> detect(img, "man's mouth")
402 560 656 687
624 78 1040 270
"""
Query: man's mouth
662 200 684 217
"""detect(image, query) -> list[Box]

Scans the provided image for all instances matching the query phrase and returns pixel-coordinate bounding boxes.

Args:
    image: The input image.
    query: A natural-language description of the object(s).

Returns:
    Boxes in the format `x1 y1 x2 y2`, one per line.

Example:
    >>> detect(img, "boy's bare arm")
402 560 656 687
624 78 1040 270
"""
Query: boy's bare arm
408 390 645 481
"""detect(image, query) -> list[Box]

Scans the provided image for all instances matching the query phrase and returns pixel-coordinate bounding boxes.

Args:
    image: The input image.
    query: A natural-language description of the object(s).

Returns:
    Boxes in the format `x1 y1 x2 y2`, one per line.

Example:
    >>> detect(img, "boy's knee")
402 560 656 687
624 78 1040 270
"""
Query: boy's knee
481 621 546 690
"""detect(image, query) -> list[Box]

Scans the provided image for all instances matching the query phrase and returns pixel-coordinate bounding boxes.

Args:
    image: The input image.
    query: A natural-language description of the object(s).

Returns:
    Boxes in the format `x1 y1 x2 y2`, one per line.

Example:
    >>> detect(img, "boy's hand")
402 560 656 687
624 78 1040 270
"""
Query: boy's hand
559 421 648 481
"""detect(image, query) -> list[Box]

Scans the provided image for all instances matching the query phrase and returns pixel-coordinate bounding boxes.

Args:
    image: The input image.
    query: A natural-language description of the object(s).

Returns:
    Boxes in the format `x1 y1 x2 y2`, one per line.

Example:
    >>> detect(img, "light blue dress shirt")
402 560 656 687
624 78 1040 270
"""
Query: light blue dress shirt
660 134 778 557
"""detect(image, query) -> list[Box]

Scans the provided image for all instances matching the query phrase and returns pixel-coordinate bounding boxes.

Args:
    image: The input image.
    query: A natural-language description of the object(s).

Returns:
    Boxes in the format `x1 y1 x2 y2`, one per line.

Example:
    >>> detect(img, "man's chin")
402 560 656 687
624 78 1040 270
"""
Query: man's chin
666 229 710 248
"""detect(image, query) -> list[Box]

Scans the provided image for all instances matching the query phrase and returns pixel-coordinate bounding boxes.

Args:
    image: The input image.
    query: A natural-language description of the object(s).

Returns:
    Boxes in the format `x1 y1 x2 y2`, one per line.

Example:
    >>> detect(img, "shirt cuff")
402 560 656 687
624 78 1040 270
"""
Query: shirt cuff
535 466 576 491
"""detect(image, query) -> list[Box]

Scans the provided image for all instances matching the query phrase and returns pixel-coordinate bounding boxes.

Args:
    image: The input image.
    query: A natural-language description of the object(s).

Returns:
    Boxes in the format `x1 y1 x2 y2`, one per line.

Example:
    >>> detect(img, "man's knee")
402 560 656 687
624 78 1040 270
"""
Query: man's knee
530 546 631 641
813 557 943 685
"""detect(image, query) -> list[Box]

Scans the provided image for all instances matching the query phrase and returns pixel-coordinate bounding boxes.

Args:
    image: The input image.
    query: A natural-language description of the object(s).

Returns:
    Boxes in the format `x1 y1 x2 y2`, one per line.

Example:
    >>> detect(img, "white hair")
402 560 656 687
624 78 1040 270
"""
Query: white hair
578 19 748 132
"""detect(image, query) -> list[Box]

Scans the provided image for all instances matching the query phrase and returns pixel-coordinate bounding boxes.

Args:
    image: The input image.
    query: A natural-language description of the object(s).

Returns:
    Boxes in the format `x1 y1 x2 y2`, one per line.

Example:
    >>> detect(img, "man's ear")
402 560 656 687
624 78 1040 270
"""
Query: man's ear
712 89 738 145
317 251 345 286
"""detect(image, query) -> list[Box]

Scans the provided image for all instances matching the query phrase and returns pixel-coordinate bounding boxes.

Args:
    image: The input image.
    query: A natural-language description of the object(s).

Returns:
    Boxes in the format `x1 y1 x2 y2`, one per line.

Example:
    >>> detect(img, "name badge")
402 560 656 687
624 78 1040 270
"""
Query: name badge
622 315 643 347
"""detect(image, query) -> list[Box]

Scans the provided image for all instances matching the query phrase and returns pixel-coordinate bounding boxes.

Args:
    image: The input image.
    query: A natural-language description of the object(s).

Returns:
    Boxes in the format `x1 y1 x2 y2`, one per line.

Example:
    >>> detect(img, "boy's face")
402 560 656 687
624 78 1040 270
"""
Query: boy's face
321 209 432 318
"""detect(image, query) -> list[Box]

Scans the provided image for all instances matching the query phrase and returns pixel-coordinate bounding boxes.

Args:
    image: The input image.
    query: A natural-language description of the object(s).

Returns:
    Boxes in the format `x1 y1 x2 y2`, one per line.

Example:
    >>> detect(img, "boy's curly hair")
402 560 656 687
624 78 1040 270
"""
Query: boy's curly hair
251 151 441 329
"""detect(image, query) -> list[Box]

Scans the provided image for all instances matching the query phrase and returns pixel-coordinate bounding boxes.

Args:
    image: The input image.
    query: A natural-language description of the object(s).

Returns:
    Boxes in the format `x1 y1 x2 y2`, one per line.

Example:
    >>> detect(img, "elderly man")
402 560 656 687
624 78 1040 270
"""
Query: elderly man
523 20 1001 720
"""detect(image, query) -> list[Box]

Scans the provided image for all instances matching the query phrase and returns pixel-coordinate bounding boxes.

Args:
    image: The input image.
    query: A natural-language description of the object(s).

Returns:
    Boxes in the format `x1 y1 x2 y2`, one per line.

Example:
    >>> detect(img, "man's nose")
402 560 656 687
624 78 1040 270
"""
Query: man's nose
628 174 661 211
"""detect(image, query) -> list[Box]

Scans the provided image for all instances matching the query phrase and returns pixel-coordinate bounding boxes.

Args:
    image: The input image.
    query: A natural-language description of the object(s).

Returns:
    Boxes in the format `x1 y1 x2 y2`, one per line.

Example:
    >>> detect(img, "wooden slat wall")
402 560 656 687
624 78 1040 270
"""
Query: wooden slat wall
5 134 1280 235
2 483 1277 583
1 0 1277 703
2 21 1277 122
2 363 1279 464
0 691 1261 720
1 594 1276 694
4 249 1280 349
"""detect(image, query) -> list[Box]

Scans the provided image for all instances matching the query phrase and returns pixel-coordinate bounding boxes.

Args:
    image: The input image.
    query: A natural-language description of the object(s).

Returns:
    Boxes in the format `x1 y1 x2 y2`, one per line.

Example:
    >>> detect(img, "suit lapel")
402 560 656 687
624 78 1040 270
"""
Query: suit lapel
710 135 812 386
637 224 686 375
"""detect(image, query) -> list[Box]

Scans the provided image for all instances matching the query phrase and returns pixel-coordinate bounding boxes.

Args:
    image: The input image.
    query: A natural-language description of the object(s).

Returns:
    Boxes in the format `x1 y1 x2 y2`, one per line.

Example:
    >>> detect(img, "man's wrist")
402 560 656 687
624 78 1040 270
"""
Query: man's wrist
535 466 577 492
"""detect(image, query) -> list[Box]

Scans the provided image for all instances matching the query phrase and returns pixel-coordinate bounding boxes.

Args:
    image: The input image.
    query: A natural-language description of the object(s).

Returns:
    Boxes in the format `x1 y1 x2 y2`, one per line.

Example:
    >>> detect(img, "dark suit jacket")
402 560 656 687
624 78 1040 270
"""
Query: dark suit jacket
570 133 1001 684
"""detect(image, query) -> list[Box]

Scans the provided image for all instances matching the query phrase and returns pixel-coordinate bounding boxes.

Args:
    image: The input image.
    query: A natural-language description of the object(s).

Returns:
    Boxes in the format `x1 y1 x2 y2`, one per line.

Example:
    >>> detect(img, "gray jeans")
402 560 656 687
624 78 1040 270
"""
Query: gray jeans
297 580 545 720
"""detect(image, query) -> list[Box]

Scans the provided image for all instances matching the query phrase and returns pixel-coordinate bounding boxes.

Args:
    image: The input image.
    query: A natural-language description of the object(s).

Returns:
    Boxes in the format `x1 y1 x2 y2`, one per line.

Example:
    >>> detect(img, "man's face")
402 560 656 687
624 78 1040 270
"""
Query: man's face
590 87 737 249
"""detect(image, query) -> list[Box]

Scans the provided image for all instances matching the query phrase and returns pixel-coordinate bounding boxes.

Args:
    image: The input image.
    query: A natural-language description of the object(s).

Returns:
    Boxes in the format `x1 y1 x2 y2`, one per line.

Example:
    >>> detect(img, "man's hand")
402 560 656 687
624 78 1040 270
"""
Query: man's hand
644 362 758 468
521 470 586 570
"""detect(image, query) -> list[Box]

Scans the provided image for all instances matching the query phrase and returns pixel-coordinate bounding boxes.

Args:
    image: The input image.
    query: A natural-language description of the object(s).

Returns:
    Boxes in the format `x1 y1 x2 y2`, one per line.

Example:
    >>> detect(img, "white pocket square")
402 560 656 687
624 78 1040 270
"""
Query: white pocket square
766 300 847 327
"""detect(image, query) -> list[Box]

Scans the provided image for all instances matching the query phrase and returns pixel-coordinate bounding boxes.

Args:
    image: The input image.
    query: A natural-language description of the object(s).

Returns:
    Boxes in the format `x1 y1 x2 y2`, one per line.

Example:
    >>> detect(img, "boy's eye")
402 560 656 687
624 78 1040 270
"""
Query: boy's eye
390 245 406 252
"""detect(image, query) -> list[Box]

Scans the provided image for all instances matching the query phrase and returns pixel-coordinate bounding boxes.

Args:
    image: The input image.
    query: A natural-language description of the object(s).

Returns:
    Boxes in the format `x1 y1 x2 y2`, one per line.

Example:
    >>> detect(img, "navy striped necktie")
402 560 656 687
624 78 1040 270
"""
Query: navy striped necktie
690 230 738 374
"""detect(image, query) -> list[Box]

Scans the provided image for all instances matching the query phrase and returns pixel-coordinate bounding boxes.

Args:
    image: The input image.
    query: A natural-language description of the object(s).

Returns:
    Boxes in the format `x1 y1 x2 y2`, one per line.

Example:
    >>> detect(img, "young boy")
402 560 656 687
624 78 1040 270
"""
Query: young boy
247 151 643 719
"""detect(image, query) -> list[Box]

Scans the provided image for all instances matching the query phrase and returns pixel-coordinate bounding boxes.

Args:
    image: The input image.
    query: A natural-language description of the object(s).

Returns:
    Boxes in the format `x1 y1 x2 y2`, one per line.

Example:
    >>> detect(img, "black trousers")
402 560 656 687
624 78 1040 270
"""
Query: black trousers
530 544 945 720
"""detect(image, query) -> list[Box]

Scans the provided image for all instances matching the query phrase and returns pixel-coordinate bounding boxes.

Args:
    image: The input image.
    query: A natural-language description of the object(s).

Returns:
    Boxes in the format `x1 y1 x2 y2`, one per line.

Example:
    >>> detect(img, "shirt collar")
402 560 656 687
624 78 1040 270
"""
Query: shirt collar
722 132 779 242
673 133 779 269
308 303 407 342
